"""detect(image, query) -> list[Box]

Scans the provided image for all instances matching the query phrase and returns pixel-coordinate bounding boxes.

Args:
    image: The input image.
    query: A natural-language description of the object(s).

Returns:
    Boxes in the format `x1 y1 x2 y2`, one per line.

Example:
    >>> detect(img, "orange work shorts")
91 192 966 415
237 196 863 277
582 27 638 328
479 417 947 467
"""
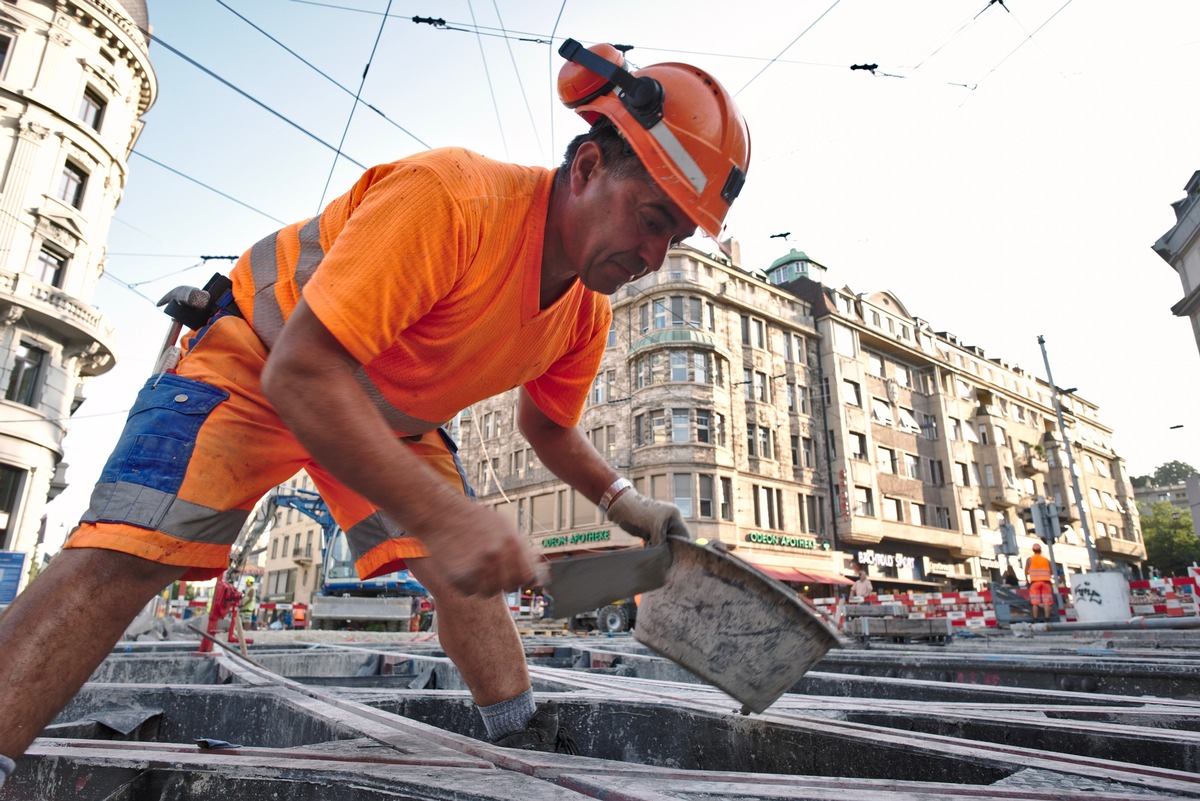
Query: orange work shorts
1028 581 1054 607
65 314 471 582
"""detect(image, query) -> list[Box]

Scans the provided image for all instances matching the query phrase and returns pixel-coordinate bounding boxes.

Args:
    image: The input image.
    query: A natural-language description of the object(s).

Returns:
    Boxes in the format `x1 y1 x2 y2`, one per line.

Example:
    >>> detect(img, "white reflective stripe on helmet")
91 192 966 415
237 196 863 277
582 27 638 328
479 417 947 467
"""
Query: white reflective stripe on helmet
647 119 707 195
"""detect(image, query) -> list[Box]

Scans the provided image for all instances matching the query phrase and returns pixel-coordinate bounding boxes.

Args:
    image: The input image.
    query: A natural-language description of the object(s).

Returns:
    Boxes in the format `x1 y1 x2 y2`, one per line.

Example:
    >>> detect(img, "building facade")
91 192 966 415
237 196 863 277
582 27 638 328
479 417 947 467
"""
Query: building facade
458 244 1145 598
1154 170 1200 359
260 470 322 610
0 0 153 587
459 243 847 592
772 251 1145 590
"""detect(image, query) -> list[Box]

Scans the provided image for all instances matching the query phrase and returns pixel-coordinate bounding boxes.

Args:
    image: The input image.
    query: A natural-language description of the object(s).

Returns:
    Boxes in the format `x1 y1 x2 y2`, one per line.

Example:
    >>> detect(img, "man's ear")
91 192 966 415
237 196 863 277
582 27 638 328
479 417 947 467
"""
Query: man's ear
570 141 604 194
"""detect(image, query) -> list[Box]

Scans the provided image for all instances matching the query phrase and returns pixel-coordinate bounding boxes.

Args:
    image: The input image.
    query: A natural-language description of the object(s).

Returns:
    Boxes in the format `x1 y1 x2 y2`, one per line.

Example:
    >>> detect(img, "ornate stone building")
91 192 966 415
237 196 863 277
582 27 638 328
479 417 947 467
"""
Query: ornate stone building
1155 170 1200 358
0 0 153 588
458 244 1145 599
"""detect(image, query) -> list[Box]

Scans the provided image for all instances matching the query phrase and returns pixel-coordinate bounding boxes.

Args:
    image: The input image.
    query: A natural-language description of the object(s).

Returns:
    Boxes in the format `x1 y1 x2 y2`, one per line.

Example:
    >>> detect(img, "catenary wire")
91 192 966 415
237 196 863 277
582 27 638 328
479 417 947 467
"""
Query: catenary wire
214 0 430 150
130 151 289 225
492 0 545 162
546 0 568 161
968 0 1075 94
734 0 842 97
466 0 509 160
141 31 367 170
317 0 394 211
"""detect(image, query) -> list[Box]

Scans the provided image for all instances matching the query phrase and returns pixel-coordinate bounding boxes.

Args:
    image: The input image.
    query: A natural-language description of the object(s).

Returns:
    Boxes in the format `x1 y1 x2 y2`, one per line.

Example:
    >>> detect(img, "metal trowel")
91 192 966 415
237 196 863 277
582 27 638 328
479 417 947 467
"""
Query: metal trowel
543 540 672 620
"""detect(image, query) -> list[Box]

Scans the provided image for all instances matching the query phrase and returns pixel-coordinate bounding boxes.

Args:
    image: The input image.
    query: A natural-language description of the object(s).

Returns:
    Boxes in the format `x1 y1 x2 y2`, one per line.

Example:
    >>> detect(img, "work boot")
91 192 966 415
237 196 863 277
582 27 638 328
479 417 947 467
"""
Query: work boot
490 701 579 754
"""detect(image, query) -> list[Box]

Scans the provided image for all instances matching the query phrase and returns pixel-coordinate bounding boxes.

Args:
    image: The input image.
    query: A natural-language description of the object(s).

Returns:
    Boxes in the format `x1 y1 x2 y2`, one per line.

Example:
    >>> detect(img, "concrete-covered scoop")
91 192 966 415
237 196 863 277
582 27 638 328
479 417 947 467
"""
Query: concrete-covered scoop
634 538 844 713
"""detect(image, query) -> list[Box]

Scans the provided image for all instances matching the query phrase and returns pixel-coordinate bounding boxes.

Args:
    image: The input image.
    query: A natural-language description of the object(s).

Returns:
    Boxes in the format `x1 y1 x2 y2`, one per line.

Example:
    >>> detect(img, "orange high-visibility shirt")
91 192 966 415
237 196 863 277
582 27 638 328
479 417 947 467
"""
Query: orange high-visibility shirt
230 148 611 431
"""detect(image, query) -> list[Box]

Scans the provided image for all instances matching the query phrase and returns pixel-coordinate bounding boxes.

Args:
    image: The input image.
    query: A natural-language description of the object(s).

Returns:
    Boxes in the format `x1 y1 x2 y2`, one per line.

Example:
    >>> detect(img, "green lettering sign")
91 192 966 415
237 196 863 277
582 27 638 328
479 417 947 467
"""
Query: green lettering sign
542 529 611 549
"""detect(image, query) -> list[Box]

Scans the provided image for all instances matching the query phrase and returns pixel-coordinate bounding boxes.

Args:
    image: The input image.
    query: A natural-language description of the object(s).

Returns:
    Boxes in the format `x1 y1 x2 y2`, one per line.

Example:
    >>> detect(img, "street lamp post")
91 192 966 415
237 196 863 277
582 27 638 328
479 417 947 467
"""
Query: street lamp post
1037 335 1099 572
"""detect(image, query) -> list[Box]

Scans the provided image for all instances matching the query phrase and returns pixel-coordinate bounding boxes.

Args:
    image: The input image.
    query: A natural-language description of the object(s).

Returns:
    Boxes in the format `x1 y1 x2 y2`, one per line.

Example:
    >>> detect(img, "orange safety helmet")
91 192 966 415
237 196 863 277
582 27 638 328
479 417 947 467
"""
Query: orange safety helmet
557 39 750 248
1032 542 1042 552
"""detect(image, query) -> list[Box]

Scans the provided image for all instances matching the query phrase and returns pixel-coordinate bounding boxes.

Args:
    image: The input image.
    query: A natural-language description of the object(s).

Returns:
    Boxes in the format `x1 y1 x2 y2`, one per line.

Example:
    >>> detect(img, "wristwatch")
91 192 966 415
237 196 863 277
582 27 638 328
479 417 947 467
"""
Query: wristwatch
598 477 633 516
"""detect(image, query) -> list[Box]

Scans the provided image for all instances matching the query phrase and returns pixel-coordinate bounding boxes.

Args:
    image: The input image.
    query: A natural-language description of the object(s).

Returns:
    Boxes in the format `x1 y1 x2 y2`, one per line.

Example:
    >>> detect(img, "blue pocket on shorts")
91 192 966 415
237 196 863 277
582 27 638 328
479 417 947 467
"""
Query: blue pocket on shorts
98 374 230 494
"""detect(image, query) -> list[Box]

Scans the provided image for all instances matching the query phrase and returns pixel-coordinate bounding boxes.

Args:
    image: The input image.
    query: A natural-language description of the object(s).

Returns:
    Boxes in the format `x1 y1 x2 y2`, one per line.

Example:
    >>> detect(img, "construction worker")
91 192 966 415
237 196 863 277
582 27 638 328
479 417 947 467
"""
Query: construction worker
1025 542 1055 622
0 40 748 780
239 577 256 631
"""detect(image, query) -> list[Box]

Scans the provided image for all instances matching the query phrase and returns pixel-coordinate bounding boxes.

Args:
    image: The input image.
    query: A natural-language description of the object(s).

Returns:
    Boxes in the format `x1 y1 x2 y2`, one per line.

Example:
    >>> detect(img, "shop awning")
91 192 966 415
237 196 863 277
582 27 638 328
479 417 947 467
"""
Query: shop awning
792 569 853 586
740 557 853 586
751 563 801 582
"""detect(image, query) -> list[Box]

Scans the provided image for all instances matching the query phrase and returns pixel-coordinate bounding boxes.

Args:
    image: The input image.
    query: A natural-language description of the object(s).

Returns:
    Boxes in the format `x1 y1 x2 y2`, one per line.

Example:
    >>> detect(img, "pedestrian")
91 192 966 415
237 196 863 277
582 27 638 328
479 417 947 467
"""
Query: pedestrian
1024 542 1054 622
0 39 748 781
239 577 256 631
1003 564 1019 587
851 570 873 599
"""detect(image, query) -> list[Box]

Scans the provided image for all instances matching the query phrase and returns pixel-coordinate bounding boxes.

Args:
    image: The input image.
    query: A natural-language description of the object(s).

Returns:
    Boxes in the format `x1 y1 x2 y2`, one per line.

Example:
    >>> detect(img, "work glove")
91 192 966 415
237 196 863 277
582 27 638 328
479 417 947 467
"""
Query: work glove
606 490 689 547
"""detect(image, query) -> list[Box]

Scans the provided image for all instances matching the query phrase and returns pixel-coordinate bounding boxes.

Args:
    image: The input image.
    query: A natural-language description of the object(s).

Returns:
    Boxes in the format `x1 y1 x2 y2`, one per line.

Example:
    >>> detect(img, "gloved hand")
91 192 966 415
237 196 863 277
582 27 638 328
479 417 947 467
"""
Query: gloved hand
606 490 689 546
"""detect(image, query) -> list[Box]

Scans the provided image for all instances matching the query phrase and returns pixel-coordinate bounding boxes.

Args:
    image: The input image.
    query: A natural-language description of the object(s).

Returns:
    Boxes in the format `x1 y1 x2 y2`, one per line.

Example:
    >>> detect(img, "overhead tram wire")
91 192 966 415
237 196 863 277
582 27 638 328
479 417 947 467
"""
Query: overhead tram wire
141 31 367 170
968 0 1075 95
130 151 288 225
466 0 509 160
214 0 429 150
546 0 568 162
492 0 545 162
734 0 842 97
317 0 394 211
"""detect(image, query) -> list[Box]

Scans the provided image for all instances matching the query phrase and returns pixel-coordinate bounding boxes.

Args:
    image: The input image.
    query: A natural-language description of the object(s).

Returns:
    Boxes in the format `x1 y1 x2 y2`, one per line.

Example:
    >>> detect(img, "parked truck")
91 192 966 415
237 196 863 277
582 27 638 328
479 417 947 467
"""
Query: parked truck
271 488 427 630
567 597 638 633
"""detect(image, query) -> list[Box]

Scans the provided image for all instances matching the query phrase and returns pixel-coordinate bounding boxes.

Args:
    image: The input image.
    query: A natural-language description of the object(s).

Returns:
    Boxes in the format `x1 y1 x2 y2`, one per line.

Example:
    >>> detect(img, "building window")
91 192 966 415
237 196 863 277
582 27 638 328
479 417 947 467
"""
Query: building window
714 413 726 447
6 342 46 407
934 506 952 529
867 351 885 377
720 477 733 520
877 446 896 474
947 418 961 441
57 162 87 209
698 474 714 518
787 382 796 412
0 36 10 77
674 473 692 517
883 497 902 522
78 87 106 131
843 380 861 407
957 462 970 486
984 464 995 487
850 432 867 461
871 397 893 426
894 363 911 388
853 486 874 517
801 436 814 468
653 299 667 329
745 423 756 457
904 453 921 480
759 426 772 459
928 459 945 486
909 502 926 526
34 248 67 287
695 409 711 444
671 409 689 443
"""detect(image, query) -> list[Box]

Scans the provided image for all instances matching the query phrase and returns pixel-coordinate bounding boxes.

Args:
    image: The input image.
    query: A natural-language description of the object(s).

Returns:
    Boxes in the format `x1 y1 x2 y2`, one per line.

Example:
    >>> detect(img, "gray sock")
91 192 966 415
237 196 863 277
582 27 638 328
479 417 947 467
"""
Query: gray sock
0 754 14 789
478 689 536 740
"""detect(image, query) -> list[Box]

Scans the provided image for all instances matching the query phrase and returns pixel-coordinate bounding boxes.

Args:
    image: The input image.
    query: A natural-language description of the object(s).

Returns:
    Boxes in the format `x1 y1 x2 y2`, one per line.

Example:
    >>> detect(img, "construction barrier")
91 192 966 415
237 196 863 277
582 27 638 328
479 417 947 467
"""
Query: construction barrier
815 577 1200 632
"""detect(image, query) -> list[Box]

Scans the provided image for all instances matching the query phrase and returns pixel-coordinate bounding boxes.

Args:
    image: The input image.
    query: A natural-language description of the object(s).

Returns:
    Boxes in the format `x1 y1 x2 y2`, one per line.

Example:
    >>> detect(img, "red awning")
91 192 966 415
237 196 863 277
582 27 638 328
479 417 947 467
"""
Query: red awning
792 569 853 586
741 557 853 586
752 564 800 583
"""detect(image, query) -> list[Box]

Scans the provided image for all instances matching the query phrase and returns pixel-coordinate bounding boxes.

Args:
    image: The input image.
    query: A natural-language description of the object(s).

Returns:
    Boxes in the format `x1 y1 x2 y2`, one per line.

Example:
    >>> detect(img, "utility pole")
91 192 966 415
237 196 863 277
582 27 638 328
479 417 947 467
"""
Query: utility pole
1037 335 1099 572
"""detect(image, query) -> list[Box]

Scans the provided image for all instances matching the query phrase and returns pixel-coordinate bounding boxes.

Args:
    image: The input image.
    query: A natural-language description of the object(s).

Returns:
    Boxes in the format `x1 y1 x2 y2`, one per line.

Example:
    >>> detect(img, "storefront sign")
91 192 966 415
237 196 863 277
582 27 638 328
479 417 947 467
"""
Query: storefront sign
745 532 825 550
856 549 916 571
541 529 611 549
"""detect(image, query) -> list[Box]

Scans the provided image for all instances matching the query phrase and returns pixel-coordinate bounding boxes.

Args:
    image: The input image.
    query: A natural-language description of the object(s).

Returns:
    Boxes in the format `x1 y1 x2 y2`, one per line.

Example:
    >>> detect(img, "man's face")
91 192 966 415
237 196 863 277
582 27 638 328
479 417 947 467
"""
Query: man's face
567 157 696 295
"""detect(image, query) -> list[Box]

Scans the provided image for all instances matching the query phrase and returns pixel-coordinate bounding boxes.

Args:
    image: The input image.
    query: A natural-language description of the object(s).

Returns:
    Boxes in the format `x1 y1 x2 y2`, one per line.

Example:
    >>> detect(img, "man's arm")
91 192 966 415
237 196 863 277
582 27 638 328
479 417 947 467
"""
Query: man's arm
517 388 688 544
262 299 539 596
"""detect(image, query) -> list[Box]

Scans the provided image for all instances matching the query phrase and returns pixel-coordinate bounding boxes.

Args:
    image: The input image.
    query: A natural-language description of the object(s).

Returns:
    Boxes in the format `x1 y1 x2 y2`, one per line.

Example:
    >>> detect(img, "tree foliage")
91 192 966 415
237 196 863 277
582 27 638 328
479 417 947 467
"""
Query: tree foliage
1142 501 1200 577
1153 460 1198 486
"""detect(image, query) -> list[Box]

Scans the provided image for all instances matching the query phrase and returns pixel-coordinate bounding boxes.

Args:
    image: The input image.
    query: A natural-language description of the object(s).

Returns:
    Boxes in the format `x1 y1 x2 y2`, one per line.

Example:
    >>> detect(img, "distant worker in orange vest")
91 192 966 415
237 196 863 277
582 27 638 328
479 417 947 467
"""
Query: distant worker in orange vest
1024 542 1054 622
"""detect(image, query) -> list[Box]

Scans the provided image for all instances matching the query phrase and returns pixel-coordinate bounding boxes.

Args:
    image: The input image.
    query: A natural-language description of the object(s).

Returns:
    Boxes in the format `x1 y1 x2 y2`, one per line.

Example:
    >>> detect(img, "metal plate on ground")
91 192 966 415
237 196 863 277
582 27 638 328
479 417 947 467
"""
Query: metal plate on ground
634 539 843 713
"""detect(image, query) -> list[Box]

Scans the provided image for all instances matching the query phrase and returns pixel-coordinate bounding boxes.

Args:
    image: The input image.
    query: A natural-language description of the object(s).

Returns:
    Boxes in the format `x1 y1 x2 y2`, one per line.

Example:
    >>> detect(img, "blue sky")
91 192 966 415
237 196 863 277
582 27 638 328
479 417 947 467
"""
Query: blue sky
42 0 1200 550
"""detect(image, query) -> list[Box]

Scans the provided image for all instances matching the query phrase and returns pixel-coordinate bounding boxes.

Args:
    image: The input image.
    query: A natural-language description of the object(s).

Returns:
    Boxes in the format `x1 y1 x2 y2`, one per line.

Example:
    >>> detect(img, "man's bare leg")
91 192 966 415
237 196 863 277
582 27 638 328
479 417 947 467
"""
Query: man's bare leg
0 548 185 760
404 557 529 706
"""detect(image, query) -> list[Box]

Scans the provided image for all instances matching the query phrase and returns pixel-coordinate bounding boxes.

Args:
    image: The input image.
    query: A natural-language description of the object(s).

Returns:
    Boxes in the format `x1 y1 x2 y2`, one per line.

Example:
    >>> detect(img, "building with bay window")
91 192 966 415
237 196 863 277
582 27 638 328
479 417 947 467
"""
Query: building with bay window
0 0 153 594
458 243 849 592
